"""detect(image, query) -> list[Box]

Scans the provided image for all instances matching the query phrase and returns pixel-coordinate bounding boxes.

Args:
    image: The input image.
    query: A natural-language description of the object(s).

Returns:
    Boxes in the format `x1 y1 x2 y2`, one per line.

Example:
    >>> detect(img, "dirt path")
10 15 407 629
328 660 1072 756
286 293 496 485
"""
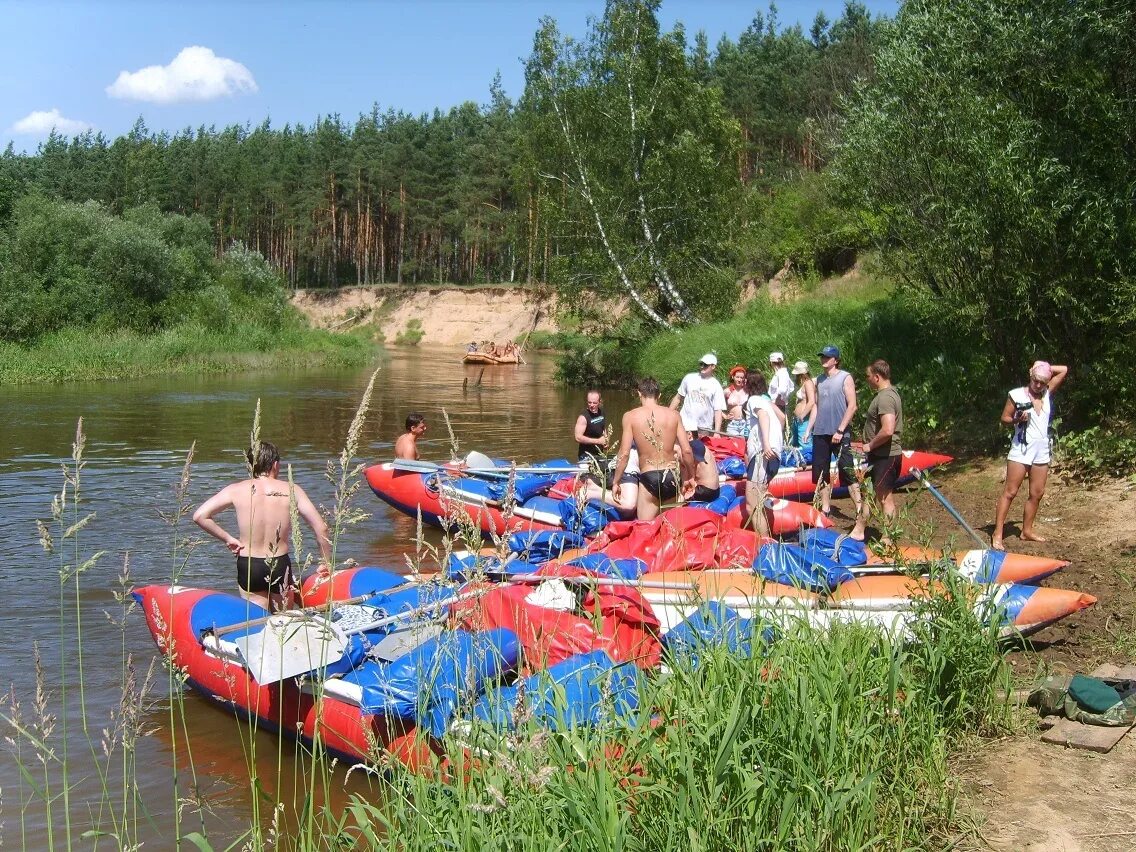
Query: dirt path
826 459 1136 850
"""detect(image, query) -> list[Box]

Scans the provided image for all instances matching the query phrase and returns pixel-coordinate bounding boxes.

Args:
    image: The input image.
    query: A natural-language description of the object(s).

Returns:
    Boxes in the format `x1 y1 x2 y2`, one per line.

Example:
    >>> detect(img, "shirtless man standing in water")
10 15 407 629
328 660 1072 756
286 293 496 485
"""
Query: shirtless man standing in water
193 441 333 611
612 377 695 521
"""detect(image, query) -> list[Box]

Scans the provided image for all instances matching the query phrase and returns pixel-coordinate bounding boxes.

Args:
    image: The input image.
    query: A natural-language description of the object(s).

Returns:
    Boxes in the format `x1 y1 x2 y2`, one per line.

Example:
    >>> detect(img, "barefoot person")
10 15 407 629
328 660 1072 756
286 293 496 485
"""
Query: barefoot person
852 360 902 543
812 345 860 520
614 377 695 521
992 361 1068 550
394 413 427 460
193 441 332 611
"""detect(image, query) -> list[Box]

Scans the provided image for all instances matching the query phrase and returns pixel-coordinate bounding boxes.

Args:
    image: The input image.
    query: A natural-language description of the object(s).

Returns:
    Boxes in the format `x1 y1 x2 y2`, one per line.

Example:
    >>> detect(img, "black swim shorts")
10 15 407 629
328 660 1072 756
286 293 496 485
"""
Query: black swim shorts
689 484 721 503
811 433 856 486
236 553 293 595
867 454 901 494
638 469 679 503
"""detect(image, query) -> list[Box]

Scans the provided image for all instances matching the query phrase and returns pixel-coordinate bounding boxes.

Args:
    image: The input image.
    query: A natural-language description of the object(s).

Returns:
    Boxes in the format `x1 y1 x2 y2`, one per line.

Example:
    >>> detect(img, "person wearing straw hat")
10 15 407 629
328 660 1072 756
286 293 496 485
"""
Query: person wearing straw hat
768 352 793 412
790 360 816 448
991 360 1069 550
670 353 726 438
724 364 750 436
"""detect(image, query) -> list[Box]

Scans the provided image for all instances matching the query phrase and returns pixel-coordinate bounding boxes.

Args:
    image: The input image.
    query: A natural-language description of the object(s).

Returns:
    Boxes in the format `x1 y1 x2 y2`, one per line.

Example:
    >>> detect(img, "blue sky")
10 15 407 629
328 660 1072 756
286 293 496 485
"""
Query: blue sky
1 0 897 151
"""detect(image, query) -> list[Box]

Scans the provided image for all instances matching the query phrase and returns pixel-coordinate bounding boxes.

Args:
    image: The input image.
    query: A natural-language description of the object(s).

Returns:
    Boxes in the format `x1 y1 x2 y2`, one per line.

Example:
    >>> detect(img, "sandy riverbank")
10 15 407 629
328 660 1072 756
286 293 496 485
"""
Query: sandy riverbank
291 285 564 346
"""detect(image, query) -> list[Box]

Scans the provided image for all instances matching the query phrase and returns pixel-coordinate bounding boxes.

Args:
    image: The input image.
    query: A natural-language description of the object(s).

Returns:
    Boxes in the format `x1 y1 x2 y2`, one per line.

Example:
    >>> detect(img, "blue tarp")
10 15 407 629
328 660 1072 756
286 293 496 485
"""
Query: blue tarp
556 498 620 536
754 542 855 592
799 528 869 567
687 491 735 515
508 530 587 562
718 457 747 478
346 627 520 732
662 601 775 668
444 552 541 581
565 553 648 581
470 649 640 733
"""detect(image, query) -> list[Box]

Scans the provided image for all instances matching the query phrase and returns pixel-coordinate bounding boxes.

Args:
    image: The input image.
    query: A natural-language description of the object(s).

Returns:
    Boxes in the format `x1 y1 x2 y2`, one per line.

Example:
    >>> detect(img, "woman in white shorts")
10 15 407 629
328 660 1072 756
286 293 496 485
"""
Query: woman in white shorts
992 361 1068 550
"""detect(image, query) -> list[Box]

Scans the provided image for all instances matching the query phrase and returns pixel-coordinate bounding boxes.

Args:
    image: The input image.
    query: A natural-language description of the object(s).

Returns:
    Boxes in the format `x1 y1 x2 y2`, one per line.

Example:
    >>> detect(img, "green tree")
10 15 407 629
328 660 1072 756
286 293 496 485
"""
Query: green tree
835 0 1136 417
523 0 741 330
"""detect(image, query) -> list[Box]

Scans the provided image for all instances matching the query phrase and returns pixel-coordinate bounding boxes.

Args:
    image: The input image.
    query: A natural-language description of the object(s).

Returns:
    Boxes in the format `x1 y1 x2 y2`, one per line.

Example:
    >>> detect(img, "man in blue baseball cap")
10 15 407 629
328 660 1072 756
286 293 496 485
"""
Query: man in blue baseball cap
812 345 862 531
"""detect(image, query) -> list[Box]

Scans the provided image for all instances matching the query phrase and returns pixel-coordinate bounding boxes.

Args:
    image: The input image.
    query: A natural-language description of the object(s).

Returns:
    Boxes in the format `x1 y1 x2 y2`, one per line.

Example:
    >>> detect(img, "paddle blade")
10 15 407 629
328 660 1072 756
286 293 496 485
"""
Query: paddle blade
234 614 348 684
465 450 496 469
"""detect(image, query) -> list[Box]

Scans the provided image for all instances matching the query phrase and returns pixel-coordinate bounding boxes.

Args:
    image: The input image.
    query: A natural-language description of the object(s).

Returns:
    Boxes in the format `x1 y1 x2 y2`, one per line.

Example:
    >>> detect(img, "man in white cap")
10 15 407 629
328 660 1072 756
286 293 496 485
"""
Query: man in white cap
768 352 793 412
670 353 726 437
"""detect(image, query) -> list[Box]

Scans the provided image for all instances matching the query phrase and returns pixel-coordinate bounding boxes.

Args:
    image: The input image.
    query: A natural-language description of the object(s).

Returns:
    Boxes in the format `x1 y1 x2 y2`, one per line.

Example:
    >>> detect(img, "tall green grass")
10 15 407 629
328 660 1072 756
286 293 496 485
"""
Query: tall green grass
0 322 375 384
355 596 1009 851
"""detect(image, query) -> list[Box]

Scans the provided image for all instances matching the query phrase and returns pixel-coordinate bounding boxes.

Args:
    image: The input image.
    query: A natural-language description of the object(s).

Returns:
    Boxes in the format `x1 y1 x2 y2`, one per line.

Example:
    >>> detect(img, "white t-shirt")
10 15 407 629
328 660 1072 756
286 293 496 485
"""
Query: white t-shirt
769 367 793 407
1008 387 1051 449
676 373 726 432
745 394 784 458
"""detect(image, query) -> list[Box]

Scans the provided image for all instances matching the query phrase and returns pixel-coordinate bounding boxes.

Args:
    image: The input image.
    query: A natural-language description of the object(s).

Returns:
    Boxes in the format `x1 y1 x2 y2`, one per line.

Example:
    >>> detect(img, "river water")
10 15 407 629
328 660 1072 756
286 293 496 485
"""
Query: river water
0 347 635 848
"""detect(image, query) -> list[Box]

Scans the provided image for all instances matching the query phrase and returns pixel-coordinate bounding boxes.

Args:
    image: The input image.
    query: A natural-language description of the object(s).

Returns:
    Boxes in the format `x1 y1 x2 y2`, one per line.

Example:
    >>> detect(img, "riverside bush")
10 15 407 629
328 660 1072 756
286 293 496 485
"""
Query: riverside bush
639 291 1001 450
0 323 372 384
0 196 300 345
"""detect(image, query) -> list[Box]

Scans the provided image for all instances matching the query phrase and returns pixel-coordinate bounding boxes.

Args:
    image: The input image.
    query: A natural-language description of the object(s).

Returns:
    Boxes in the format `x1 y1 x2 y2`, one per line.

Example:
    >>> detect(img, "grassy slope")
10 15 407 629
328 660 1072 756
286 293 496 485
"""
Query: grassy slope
639 274 1001 452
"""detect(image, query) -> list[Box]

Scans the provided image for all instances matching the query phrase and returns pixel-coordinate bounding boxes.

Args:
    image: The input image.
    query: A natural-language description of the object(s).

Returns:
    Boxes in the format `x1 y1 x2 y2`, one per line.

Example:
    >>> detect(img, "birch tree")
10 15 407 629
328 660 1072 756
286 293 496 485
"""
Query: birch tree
522 0 741 329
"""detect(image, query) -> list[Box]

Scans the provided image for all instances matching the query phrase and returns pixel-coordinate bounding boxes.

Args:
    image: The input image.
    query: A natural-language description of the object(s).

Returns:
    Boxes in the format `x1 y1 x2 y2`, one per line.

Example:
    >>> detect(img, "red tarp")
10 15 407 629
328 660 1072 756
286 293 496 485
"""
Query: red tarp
589 506 763 573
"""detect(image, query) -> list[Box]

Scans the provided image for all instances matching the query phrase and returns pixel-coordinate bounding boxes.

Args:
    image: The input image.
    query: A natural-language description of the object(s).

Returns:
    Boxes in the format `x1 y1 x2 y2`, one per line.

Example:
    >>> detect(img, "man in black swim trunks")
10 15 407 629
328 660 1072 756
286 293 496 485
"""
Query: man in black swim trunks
612 377 695 521
684 439 721 504
193 441 333 611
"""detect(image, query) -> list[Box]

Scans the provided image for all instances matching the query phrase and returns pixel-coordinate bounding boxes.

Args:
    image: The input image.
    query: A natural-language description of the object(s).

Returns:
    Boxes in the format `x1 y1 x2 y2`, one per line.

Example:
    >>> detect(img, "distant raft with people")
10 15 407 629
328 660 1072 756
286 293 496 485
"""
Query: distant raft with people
462 342 522 365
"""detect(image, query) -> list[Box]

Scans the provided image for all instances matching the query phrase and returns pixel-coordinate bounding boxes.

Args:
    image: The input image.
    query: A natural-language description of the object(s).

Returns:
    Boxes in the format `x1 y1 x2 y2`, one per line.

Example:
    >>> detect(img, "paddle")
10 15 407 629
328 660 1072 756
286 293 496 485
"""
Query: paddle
234 583 494 684
391 458 509 480
212 581 419 638
912 467 986 549
391 458 585 478
504 574 702 593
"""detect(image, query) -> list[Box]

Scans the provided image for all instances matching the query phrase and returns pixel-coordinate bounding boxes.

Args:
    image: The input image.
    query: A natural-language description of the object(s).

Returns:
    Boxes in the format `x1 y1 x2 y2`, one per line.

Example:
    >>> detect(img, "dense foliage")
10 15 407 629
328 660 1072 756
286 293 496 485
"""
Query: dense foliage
4 0 1133 436
0 195 296 344
835 0 1136 420
0 2 882 300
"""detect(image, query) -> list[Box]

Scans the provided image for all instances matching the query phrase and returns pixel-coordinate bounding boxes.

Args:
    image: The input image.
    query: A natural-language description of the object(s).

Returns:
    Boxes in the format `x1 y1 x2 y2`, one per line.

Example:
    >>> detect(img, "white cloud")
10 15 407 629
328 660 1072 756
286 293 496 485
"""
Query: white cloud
106 46 257 104
10 108 93 136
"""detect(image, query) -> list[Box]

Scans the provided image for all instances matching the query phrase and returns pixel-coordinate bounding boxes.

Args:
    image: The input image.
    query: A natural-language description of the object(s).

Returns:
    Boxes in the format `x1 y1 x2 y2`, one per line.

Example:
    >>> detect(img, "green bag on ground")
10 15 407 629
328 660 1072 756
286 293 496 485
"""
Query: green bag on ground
1028 674 1136 727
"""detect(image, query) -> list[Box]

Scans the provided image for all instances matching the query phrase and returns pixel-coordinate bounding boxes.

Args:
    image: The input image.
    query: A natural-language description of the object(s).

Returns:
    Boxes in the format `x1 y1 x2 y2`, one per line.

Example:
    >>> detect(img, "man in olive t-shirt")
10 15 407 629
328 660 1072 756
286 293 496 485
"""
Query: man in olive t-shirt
852 359 903 541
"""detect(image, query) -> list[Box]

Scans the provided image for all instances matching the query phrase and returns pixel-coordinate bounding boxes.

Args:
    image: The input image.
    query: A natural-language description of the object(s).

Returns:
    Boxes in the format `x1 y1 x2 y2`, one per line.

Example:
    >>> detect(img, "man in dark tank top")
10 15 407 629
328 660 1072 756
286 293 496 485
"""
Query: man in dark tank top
811 345 862 526
575 390 608 462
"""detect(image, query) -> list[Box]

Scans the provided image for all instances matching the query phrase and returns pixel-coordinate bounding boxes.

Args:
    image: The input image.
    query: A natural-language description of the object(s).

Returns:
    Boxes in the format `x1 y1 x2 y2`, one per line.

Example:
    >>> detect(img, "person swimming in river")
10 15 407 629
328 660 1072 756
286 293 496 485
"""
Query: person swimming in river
394 412 427 460
193 441 333 611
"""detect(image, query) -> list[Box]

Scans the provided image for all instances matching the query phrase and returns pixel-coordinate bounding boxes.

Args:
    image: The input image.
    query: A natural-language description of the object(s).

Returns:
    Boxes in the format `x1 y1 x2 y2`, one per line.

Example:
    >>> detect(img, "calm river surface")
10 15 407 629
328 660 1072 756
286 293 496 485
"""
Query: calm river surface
0 346 635 847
